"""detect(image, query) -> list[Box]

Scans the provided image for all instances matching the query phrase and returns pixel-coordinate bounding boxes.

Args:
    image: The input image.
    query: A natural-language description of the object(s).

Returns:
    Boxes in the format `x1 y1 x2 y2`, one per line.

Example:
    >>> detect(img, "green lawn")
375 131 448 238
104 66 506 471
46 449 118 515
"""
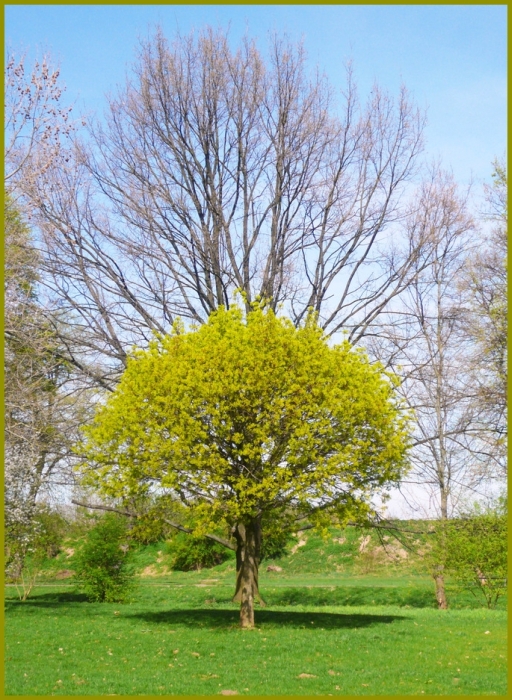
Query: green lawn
5 573 507 696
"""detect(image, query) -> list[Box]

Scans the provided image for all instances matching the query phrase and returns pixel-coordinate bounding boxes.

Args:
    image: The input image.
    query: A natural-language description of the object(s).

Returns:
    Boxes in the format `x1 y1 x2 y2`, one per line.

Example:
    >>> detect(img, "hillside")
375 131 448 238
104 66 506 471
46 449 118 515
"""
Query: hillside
38 521 435 582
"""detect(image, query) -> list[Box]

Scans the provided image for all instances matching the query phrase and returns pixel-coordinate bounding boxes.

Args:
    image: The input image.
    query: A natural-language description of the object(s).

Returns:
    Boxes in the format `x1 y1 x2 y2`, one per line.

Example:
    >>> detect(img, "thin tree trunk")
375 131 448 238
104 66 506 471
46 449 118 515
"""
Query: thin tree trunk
433 564 448 609
433 504 449 610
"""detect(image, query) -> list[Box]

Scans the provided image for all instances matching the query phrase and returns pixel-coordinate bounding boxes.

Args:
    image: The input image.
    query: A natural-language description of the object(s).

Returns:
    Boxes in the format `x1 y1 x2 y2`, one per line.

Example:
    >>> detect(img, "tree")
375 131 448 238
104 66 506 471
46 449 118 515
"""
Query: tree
434 502 507 609
23 26 428 392
4 193 89 581
77 303 410 627
459 159 507 472
4 51 89 582
366 169 478 607
5 50 76 193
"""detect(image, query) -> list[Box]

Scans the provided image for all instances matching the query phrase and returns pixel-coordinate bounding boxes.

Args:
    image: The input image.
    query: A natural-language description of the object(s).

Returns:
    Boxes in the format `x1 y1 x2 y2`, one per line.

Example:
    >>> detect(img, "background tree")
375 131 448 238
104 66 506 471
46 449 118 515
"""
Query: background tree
458 159 507 473
433 500 507 609
4 194 90 582
4 51 89 583
22 27 429 392
366 169 479 607
5 50 77 195
77 304 410 628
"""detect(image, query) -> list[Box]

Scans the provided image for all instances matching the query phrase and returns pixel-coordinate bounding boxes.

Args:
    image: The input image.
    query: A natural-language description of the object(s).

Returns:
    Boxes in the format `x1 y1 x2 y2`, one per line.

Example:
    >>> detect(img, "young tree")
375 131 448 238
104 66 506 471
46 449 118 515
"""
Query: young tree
77 304 410 627
23 27 427 391
435 502 507 609
366 169 478 607
74 513 136 603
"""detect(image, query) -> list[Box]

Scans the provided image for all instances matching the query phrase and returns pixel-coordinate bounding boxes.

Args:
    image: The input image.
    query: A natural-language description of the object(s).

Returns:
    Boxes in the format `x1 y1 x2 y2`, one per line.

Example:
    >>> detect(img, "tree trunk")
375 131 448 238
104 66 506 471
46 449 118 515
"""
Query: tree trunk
433 564 448 609
434 505 449 610
231 520 266 608
231 519 264 628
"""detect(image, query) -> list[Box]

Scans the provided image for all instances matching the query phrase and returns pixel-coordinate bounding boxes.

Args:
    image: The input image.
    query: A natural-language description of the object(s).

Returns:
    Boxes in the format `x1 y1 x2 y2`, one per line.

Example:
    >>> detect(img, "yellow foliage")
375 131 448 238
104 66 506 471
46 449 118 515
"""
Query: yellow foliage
78 305 410 529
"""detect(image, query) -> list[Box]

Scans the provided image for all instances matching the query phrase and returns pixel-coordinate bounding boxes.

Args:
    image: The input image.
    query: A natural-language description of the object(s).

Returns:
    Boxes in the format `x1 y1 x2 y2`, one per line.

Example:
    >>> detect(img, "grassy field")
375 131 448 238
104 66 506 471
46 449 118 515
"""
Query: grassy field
4 526 508 695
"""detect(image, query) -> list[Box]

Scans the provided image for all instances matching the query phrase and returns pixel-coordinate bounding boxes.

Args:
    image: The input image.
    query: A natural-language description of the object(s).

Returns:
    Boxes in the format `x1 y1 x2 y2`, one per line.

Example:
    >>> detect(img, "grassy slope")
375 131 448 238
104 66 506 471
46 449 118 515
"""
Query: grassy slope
37 521 432 578
35 522 506 610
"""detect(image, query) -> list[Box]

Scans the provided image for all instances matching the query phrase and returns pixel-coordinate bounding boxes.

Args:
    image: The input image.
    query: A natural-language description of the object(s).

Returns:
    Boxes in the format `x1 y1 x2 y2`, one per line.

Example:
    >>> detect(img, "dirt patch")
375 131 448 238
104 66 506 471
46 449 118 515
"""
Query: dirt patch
141 565 157 577
332 537 346 545
290 538 307 555
63 548 75 558
358 535 371 552
375 543 409 561
55 569 75 579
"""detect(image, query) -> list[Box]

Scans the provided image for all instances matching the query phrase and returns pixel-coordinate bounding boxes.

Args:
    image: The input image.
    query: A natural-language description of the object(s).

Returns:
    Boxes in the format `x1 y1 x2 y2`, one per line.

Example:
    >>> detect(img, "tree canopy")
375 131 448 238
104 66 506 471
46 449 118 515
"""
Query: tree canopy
78 303 410 626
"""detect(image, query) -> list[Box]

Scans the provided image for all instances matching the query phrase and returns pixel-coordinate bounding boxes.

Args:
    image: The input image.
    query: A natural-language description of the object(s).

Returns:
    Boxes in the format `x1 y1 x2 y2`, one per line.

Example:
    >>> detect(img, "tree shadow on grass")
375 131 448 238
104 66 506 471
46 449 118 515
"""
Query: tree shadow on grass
267 586 436 609
128 607 407 630
5 590 89 605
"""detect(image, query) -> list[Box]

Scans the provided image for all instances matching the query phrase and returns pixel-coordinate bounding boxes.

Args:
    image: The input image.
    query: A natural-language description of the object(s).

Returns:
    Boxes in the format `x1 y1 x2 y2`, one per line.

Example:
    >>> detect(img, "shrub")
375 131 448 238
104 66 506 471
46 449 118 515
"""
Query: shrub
260 525 293 561
166 532 232 571
33 507 68 558
74 513 136 602
442 507 507 609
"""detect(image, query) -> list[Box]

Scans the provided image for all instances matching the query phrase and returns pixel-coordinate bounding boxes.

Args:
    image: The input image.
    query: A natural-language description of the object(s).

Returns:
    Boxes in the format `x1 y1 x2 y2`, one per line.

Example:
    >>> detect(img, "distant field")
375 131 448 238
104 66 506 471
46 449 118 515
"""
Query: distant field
5 525 507 695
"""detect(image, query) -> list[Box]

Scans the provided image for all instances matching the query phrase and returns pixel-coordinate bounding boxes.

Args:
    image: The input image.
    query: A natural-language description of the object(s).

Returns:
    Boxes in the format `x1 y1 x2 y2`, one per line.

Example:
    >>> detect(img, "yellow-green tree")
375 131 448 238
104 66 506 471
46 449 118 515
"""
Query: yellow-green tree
78 304 410 627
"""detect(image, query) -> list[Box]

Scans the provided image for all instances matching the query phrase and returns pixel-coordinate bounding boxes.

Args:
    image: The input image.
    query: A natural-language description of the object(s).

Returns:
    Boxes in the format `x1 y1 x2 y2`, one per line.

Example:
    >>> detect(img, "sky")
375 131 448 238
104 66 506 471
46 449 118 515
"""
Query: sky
5 4 507 188
5 4 507 518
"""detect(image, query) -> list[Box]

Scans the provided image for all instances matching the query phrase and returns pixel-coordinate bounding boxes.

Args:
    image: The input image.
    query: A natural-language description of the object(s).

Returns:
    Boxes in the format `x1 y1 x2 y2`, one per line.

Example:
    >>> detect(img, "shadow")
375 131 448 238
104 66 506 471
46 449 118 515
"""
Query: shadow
268 586 436 609
5 590 90 606
128 607 407 630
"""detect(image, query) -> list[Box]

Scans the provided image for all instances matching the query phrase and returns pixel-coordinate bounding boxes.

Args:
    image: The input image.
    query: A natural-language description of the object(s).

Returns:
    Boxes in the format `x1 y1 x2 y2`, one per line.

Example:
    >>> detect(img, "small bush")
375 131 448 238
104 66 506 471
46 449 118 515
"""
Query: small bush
166 532 232 571
443 509 507 609
74 513 136 602
33 507 68 558
260 527 293 561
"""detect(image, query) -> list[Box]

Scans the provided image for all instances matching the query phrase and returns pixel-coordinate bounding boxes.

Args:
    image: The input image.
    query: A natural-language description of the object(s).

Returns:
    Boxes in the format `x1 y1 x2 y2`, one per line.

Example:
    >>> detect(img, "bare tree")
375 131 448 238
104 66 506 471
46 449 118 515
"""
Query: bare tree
367 168 489 607
4 50 77 194
22 27 429 389
457 159 507 473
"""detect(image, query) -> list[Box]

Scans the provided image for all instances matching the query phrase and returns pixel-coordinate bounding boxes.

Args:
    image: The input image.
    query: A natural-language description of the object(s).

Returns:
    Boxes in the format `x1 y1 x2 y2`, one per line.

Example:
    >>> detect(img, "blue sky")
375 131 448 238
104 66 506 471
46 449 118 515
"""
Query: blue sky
5 4 507 188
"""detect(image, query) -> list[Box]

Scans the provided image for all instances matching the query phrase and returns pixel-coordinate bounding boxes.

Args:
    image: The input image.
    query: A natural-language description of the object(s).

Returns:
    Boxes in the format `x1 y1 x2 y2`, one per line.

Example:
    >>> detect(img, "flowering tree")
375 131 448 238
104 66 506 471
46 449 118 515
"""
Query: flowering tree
4 195 88 588
78 304 410 627
5 51 76 192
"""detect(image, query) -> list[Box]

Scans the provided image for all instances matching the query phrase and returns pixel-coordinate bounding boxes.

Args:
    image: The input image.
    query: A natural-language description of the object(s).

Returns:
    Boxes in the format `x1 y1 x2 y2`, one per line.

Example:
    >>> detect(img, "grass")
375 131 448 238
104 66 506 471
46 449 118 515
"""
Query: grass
5 525 507 695
5 573 507 696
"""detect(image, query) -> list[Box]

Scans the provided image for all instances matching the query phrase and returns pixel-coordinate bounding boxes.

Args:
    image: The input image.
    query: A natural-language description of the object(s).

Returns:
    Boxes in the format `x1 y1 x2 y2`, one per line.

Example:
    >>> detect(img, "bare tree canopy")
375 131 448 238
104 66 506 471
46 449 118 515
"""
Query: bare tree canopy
367 166 506 524
458 159 507 467
5 51 76 191
21 27 431 389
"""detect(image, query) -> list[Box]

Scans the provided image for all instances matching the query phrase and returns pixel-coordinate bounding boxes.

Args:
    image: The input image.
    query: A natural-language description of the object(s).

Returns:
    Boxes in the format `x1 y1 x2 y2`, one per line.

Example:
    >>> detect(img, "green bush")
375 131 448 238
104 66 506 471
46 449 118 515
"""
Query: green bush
74 514 136 602
442 507 507 609
260 525 293 561
166 532 232 571
33 507 68 558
